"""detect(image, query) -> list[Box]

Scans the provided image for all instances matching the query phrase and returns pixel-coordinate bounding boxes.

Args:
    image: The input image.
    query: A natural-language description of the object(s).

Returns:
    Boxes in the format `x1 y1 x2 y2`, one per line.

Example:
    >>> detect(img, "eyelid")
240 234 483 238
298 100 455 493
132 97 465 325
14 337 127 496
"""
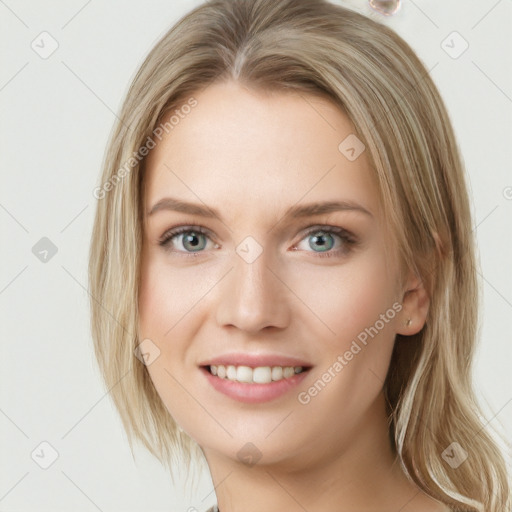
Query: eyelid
295 224 357 244
157 225 217 248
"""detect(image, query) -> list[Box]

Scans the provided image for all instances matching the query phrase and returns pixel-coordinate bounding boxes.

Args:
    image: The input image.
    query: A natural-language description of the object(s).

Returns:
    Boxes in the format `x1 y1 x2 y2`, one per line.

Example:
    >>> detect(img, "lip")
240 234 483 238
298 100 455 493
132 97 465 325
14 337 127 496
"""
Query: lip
198 352 312 368
200 366 311 404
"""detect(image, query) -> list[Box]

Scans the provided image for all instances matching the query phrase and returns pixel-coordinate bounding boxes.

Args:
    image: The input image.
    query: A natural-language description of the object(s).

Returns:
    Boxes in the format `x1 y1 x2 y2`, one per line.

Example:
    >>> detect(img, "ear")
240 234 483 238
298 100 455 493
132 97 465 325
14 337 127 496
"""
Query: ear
396 269 430 336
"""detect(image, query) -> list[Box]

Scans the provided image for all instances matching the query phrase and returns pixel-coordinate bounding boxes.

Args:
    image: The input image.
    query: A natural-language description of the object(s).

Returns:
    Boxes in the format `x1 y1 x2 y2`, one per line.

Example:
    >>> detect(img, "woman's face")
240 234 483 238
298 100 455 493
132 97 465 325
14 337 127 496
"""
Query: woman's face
139 80 421 469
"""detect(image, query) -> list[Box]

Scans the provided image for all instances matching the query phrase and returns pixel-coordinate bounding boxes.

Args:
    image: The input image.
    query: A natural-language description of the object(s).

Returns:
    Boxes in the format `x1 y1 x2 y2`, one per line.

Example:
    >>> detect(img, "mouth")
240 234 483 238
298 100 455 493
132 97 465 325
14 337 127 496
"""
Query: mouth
202 364 311 384
199 359 313 404
198 353 313 403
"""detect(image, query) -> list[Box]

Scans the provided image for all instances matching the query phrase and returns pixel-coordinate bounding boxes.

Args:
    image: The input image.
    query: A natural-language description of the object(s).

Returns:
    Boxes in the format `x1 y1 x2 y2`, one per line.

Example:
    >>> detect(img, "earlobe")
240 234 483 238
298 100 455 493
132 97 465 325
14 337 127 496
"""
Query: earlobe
396 272 430 336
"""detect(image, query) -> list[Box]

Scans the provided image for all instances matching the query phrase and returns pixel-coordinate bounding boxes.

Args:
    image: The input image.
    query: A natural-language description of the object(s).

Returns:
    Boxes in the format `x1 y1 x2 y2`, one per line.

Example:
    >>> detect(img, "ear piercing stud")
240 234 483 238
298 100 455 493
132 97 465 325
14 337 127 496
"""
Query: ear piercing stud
405 318 412 327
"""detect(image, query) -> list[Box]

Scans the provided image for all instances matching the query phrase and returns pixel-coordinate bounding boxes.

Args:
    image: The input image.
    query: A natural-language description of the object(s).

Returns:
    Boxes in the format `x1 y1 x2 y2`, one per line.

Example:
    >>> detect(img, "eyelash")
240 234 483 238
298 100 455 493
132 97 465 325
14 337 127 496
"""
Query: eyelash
157 224 358 259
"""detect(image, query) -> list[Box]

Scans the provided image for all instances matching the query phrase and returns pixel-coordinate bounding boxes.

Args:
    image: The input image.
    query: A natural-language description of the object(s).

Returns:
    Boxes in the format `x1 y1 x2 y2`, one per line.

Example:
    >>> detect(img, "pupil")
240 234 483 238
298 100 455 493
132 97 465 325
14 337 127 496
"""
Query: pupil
184 232 203 251
311 232 333 252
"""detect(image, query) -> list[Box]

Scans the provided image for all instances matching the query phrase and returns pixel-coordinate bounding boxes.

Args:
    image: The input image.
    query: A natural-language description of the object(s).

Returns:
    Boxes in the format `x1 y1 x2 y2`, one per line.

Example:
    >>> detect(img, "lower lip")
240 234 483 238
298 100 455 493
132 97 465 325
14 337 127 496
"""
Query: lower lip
200 367 310 404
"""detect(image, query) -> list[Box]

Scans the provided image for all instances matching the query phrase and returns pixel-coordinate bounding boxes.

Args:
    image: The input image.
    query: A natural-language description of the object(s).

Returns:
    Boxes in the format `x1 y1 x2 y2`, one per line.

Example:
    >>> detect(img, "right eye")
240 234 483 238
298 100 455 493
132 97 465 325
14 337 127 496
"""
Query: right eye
158 225 219 255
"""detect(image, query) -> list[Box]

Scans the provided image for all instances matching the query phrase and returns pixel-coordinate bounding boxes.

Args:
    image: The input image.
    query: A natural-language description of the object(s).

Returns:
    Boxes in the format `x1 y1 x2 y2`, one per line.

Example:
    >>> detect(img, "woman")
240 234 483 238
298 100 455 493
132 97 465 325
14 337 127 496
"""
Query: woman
88 1 511 511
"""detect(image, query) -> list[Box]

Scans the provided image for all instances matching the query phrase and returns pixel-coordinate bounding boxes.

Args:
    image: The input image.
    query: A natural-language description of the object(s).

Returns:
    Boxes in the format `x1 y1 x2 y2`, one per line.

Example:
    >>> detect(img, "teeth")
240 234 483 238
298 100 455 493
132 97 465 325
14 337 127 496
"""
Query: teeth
271 366 283 381
209 365 304 384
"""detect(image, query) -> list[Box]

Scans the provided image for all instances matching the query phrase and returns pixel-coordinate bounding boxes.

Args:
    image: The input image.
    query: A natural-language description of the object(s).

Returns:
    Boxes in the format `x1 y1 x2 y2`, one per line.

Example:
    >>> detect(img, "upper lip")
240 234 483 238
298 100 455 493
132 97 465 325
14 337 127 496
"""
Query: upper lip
199 352 312 368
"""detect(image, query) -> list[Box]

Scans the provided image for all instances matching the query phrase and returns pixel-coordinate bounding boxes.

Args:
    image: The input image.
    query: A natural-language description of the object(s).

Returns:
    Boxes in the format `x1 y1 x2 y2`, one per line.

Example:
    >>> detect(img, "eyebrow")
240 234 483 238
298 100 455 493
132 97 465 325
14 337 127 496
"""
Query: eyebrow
147 197 373 221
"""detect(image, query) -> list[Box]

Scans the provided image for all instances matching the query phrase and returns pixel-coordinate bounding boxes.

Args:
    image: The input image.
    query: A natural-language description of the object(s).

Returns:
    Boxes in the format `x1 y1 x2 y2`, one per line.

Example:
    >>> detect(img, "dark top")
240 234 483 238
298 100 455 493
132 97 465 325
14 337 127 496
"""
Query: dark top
205 504 456 511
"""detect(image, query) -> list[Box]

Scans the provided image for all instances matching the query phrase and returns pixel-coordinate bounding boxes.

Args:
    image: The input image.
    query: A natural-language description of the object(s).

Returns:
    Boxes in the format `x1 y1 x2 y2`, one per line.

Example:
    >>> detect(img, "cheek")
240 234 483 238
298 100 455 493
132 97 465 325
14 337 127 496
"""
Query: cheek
138 266 174 339
290 249 400 350
138 254 218 404
138 253 211 340
288 257 399 435
138 256 207 432
137 255 194 397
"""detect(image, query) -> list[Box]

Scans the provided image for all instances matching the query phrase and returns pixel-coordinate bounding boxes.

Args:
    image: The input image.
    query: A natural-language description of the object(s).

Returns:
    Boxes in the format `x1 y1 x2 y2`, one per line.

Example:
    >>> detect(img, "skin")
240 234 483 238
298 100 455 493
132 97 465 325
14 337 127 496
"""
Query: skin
138 80 447 512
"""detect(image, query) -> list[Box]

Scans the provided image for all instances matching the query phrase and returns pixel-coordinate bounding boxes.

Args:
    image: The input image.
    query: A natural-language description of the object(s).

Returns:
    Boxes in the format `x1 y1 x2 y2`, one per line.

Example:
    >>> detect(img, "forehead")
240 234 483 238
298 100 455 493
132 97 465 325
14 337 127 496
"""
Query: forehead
143 80 380 223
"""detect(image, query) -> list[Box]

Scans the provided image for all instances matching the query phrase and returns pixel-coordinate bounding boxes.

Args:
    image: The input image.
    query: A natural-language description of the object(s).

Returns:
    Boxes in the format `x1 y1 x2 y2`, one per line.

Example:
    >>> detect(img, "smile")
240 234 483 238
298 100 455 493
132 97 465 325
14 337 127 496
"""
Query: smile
208 364 305 384
200 364 312 403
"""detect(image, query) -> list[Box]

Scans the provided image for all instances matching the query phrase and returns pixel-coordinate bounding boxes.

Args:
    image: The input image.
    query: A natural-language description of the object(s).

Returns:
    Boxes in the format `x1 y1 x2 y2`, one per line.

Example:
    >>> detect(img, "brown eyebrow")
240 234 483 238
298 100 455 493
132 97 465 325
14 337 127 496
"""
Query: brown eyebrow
147 197 373 221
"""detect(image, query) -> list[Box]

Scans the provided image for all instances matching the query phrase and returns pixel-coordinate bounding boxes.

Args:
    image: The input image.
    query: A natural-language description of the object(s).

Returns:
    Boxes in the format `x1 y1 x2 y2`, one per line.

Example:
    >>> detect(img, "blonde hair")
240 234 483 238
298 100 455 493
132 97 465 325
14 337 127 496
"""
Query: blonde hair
88 0 511 509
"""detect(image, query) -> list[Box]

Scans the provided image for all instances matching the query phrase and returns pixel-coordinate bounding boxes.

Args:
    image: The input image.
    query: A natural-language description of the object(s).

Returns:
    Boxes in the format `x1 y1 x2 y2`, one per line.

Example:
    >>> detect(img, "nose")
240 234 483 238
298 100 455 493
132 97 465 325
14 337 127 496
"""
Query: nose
215 243 291 334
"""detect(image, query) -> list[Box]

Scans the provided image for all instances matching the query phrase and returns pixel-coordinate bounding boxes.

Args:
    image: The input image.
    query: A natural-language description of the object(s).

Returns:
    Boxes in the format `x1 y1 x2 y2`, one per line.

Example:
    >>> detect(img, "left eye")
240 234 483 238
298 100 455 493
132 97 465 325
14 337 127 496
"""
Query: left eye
294 226 356 257
158 225 356 258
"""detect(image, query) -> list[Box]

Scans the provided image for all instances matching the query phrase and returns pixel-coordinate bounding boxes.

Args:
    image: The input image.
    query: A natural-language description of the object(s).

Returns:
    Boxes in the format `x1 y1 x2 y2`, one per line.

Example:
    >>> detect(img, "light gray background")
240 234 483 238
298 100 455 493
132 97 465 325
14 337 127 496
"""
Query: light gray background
1 1 511 511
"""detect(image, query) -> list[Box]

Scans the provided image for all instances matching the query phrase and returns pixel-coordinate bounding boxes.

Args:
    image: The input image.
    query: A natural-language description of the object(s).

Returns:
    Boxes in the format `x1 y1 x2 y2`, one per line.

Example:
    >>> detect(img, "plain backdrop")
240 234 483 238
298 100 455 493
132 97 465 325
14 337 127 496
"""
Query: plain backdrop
1 1 511 511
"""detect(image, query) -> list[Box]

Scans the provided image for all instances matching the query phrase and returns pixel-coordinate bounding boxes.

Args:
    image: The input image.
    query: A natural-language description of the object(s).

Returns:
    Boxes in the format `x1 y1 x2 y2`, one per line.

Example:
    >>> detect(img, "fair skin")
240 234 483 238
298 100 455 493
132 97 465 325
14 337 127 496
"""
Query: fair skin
138 80 448 512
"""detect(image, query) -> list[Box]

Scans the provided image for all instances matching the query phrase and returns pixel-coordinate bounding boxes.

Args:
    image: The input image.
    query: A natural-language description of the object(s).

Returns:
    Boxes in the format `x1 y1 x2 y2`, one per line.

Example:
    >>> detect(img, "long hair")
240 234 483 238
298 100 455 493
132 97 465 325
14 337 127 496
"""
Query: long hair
88 0 511 509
